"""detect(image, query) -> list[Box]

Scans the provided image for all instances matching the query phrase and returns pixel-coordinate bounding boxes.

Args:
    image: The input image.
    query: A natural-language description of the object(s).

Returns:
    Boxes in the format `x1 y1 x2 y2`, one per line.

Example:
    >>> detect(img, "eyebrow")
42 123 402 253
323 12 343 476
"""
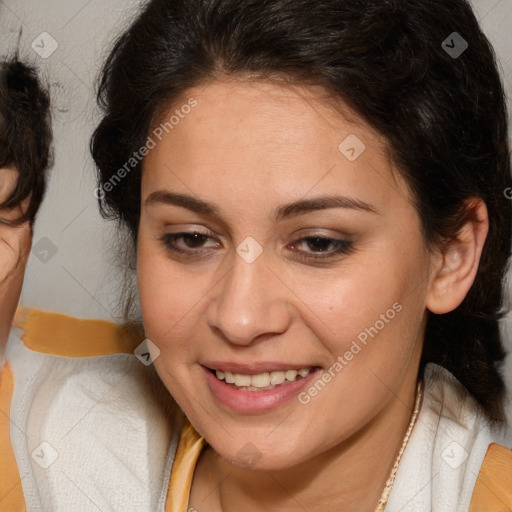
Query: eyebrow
144 190 380 222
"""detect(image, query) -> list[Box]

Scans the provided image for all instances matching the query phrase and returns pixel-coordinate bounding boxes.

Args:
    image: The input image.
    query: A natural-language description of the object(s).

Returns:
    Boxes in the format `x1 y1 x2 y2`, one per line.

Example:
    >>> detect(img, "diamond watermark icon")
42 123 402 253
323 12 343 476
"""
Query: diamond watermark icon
338 134 366 161
236 442 262 468
442 32 468 59
441 441 468 469
32 237 58 263
31 441 58 469
31 32 59 59
134 338 161 366
236 236 263 264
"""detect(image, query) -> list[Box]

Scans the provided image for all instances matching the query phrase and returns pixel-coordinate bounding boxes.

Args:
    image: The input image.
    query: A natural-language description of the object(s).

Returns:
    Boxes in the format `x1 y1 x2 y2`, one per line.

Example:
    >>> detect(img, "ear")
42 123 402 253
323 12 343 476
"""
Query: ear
426 198 489 315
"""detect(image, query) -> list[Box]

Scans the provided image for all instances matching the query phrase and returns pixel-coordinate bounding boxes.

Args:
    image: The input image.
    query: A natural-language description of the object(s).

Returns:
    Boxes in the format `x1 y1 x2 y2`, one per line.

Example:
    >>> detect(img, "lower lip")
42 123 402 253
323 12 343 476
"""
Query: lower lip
202 366 321 413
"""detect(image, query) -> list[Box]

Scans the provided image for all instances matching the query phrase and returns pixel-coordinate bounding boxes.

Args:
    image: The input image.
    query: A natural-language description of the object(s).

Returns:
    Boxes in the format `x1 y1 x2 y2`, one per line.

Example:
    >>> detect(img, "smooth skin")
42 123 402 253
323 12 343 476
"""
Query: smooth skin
0 166 31 351
137 78 488 512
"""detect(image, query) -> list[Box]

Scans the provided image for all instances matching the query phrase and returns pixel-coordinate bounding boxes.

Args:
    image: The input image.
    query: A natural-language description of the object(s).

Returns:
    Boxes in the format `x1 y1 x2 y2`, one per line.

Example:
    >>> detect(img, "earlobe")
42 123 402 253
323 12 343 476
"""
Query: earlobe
426 198 489 315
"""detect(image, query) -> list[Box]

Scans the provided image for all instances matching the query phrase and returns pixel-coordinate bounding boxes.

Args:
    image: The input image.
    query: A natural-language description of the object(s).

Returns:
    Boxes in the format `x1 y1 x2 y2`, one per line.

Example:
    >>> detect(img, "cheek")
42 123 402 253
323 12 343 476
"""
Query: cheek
137 250 174 338
285 257 402 331
295 243 427 361
0 226 31 283
0 228 30 345
136 239 205 347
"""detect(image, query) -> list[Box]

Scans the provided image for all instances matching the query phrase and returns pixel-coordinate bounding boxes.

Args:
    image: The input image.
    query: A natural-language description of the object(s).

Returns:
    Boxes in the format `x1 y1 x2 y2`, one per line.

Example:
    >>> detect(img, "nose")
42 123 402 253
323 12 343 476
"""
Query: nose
205 250 292 346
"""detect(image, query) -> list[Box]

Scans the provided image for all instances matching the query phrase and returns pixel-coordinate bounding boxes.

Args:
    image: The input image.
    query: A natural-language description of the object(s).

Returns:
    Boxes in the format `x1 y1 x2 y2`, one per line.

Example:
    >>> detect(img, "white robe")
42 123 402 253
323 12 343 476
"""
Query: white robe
5 326 179 512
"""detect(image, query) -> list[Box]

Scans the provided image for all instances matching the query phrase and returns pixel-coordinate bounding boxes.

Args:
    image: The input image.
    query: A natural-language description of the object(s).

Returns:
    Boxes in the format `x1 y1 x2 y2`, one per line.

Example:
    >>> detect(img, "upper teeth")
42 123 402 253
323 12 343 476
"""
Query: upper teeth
215 368 311 388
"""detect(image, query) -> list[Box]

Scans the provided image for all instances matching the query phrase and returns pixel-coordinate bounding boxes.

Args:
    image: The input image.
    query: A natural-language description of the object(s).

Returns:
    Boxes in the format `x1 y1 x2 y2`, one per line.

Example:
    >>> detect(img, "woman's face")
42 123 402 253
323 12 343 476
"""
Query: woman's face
137 79 436 469
0 167 31 347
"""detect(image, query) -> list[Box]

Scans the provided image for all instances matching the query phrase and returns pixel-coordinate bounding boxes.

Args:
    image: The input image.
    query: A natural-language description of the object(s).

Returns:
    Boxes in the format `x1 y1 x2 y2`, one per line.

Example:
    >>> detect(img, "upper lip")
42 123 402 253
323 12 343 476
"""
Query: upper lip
202 361 318 375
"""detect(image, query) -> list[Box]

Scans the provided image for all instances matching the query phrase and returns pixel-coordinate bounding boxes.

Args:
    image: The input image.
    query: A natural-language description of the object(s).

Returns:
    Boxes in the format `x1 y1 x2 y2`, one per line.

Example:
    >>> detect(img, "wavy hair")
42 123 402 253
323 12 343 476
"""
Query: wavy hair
0 55 51 224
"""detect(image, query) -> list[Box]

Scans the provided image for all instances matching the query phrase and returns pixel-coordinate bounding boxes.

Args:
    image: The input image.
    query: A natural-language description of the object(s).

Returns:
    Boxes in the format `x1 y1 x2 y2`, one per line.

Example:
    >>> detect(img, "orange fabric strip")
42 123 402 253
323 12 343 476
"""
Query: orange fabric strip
469 443 512 511
0 363 25 512
165 420 205 512
13 306 141 357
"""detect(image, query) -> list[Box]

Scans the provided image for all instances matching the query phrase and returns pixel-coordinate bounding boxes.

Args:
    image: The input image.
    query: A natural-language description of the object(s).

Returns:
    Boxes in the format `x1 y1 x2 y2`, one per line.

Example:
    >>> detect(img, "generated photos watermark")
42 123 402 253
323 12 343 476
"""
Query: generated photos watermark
298 302 403 405
94 98 198 200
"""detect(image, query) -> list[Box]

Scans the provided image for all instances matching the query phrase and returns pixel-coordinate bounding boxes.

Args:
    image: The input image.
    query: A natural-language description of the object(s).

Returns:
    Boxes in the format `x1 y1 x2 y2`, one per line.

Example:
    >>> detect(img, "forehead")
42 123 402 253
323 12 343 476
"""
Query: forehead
151 78 383 153
142 79 409 210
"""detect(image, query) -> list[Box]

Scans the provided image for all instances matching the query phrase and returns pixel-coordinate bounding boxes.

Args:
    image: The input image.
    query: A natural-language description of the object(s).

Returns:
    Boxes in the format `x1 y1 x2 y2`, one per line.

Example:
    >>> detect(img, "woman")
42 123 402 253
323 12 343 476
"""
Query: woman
92 0 512 510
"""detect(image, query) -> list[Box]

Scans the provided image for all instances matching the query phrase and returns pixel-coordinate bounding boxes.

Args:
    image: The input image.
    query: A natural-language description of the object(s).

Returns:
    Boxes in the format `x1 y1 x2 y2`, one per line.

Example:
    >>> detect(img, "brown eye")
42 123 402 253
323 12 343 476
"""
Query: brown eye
180 233 208 248
290 236 354 259
161 231 220 255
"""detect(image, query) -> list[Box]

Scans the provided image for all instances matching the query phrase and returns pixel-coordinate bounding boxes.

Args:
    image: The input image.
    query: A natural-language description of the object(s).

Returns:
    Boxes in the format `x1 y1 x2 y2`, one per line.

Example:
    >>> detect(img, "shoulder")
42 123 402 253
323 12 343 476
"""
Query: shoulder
2 308 177 512
386 363 512 512
469 442 512 511
426 363 512 510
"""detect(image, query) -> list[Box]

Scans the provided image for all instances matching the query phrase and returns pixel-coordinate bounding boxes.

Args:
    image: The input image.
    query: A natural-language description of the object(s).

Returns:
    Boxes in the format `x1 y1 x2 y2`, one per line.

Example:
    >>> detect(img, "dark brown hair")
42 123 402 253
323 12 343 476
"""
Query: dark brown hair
91 0 512 423
0 56 51 224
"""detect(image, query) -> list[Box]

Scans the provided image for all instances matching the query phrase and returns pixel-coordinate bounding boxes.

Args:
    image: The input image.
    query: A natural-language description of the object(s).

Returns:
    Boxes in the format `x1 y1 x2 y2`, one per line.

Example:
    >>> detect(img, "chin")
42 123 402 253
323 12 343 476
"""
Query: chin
202 428 313 471
217 446 302 471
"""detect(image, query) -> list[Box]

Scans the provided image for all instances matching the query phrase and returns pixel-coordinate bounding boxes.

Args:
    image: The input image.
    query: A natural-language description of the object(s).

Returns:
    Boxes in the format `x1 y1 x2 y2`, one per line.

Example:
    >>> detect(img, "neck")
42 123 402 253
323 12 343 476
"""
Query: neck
190 365 422 512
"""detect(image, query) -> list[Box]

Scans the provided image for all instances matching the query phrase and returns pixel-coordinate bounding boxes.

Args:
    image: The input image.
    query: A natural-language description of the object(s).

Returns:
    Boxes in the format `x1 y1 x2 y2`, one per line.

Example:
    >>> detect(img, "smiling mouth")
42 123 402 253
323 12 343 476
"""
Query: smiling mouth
209 367 318 391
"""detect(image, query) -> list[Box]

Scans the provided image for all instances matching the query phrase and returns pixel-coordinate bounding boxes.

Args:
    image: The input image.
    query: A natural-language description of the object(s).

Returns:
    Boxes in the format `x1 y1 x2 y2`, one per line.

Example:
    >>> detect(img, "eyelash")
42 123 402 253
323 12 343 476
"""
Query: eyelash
160 231 354 260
